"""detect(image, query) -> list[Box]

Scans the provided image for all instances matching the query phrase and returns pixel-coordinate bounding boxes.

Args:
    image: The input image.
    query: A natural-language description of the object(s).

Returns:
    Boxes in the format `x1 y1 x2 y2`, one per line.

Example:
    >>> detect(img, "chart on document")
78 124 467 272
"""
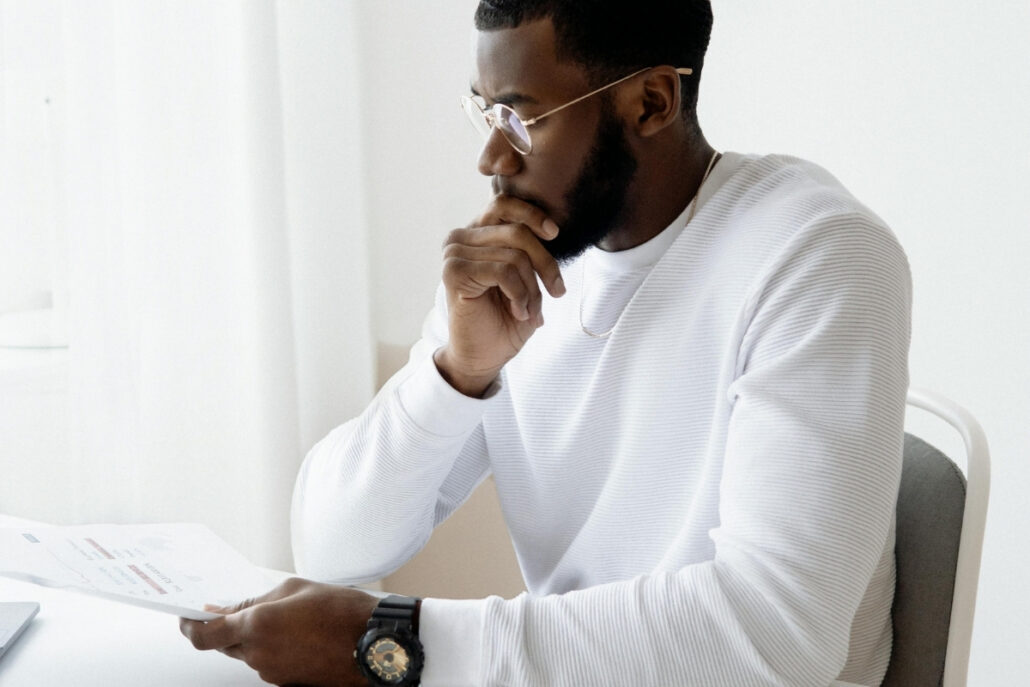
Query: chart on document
0 523 277 620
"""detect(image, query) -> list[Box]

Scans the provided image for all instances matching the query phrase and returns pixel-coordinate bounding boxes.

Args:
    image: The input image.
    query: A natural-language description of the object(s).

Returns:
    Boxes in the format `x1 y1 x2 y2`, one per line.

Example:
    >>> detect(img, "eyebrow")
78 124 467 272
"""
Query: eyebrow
469 84 539 108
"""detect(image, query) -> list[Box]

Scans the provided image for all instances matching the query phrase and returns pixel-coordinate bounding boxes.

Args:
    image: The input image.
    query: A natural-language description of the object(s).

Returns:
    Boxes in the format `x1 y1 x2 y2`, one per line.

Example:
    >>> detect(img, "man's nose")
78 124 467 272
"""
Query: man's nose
477 127 522 177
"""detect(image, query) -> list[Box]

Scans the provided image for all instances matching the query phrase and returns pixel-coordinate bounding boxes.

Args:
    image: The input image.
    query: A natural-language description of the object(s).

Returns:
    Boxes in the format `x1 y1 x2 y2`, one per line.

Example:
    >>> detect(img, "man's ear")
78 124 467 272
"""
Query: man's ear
629 66 682 138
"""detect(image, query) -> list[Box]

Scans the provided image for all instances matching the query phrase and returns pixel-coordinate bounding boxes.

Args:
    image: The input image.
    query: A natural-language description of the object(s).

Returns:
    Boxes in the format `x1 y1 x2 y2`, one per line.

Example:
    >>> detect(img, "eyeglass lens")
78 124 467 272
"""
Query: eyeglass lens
494 106 531 153
461 96 532 154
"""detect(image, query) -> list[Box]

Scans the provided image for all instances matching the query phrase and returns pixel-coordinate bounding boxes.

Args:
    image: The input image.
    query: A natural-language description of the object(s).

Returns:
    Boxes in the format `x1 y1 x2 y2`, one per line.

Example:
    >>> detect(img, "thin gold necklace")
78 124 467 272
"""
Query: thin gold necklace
579 150 720 339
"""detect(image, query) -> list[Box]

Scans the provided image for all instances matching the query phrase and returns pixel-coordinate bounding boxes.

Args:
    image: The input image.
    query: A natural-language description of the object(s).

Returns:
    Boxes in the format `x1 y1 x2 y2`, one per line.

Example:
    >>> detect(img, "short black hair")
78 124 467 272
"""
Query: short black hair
474 0 713 129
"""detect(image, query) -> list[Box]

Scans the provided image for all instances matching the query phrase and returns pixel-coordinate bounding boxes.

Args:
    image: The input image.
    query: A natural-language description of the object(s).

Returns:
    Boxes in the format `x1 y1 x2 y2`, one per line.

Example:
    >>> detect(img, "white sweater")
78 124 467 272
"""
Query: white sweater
292 153 912 687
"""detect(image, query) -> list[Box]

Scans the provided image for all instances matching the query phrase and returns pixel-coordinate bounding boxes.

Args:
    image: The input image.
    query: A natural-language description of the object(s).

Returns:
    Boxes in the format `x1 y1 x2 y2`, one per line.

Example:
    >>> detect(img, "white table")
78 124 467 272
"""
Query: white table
0 575 277 686
0 514 871 687
0 514 278 686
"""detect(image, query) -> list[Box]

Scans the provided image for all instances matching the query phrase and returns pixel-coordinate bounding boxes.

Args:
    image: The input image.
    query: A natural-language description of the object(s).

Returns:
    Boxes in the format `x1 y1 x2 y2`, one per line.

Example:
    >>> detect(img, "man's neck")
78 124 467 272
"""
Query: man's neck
596 138 716 253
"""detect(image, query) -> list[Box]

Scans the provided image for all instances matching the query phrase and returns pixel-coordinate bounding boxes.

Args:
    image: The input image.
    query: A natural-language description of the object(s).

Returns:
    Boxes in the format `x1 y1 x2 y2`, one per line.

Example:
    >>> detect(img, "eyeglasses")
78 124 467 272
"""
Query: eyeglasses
460 66 692 155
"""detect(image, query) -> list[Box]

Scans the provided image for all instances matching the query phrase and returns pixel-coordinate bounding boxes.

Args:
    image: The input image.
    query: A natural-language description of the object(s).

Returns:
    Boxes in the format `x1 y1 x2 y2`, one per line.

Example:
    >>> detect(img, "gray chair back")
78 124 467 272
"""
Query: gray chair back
881 433 967 687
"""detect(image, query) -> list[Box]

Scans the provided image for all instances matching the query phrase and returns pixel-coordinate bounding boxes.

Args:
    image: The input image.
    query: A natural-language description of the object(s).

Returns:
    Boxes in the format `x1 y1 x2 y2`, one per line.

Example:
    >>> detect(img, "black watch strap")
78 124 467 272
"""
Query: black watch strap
370 595 422 635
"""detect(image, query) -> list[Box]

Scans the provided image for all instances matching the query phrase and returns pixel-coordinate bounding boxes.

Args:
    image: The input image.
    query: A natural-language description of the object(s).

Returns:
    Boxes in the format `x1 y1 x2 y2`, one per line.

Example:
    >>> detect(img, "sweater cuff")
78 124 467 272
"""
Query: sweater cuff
419 597 487 687
395 352 499 438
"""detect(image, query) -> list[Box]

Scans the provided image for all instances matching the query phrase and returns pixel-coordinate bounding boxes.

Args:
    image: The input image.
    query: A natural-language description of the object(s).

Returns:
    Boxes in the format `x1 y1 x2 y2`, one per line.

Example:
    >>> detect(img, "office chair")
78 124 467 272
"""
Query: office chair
878 388 990 687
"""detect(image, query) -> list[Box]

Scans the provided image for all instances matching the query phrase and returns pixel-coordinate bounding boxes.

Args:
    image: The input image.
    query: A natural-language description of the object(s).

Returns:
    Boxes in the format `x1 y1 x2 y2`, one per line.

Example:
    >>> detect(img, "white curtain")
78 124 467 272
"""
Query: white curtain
30 0 374 569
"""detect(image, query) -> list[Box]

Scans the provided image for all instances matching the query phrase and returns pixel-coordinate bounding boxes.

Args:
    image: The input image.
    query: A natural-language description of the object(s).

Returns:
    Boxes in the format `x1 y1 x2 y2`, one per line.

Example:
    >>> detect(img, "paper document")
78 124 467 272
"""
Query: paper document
0 523 281 621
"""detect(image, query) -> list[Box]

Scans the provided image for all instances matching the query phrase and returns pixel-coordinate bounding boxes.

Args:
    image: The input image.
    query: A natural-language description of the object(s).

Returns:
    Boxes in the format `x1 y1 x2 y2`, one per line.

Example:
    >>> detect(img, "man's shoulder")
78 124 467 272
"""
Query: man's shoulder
706 152 894 248
668 152 906 291
722 153 873 218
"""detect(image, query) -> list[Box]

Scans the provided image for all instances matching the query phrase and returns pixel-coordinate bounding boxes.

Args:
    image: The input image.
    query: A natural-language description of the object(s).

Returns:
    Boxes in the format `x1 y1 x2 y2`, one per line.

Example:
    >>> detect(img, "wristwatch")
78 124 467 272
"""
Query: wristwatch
354 595 425 686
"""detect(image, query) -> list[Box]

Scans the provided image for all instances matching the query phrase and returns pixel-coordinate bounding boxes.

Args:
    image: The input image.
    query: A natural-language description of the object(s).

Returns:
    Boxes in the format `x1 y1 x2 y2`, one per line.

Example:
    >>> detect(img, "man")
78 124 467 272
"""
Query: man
182 1 911 685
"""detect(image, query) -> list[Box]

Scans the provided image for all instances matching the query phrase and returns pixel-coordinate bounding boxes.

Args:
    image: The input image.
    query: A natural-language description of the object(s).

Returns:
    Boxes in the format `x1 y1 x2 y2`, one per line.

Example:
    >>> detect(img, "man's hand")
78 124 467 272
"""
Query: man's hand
179 577 378 687
436 195 566 396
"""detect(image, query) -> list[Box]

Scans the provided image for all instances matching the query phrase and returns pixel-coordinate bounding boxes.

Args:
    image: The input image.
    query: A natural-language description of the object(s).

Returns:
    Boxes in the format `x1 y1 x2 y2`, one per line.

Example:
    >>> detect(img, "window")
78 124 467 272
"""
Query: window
0 0 68 348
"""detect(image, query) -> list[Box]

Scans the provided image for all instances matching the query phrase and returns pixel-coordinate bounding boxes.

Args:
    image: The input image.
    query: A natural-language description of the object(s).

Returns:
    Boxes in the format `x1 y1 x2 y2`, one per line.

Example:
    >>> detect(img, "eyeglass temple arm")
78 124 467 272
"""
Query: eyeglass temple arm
522 66 693 127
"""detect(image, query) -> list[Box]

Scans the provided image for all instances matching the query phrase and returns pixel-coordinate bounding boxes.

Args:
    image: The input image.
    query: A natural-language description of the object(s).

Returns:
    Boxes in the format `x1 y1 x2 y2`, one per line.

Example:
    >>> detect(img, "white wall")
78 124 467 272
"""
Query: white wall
353 2 1030 684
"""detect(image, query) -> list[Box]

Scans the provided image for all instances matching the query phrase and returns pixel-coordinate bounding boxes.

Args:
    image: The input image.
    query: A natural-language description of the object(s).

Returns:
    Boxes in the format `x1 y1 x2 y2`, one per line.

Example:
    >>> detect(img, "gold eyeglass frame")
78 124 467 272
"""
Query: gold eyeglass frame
461 66 693 155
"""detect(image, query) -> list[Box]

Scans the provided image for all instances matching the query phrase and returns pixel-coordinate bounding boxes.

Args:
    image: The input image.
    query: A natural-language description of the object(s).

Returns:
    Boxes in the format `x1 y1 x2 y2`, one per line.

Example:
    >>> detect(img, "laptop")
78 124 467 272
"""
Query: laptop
0 602 39 659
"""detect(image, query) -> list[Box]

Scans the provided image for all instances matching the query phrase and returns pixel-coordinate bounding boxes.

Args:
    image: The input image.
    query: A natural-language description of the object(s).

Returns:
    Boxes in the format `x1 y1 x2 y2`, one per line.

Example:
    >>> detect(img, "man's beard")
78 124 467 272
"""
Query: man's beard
541 103 638 263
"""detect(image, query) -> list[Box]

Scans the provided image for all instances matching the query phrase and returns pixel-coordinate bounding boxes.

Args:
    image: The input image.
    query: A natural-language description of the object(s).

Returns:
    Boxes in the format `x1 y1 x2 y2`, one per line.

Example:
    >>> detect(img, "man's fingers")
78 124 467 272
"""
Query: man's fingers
202 593 265 617
443 248 538 321
486 196 559 240
180 613 243 651
445 225 565 299
182 579 310 652
209 577 308 616
473 194 560 241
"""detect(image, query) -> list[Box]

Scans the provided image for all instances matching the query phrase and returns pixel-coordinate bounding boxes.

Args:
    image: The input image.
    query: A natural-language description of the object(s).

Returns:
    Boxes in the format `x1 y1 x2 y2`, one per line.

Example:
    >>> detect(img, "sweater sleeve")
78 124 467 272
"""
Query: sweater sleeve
418 212 911 687
291 287 496 582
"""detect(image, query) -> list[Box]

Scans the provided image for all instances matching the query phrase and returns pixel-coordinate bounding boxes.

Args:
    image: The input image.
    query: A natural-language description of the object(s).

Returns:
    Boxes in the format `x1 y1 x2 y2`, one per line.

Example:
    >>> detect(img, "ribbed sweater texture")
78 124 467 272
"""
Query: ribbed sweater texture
292 153 912 687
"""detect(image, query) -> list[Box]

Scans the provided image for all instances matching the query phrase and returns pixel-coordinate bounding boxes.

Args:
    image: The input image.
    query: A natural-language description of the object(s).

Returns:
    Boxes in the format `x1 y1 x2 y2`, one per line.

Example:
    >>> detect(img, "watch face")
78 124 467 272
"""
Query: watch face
364 636 410 684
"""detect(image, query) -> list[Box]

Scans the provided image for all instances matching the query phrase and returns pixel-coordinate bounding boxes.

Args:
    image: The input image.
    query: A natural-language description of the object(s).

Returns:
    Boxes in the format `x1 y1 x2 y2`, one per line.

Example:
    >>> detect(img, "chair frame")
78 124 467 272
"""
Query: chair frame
905 388 990 687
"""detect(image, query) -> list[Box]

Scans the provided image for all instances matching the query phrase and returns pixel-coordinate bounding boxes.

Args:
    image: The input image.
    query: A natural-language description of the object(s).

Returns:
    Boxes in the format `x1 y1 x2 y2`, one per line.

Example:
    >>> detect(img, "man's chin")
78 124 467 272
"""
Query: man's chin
540 232 598 265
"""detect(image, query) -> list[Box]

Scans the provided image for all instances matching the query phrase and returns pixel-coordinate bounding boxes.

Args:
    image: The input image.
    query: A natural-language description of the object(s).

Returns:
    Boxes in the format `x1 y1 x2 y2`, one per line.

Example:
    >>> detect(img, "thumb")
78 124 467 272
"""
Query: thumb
204 578 297 615
204 596 257 615
202 603 230 614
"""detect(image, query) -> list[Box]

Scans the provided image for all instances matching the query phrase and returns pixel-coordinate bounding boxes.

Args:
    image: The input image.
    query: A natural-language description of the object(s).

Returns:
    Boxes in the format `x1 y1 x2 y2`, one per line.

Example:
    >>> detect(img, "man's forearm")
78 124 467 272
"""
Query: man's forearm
292 335 492 581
